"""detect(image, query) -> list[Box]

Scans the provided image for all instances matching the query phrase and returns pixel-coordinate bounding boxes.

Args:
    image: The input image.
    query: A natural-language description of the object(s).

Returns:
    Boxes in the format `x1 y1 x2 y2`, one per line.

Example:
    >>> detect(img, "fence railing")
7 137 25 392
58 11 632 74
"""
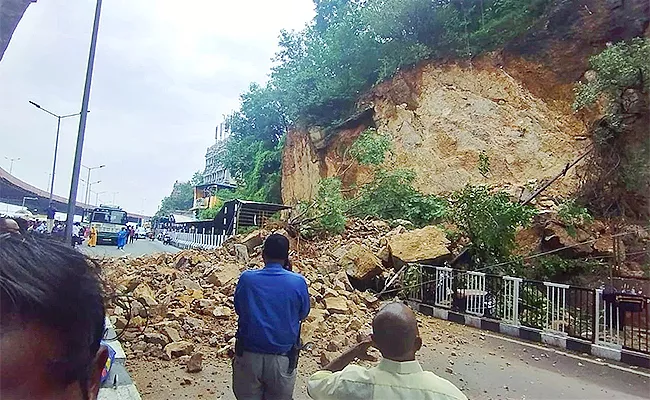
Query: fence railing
404 265 649 355
167 229 232 250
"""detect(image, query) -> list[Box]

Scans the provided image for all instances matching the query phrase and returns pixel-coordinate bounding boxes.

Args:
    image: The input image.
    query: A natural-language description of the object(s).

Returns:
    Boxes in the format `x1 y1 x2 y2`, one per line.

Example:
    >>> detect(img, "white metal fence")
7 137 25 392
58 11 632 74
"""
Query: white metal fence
168 229 232 250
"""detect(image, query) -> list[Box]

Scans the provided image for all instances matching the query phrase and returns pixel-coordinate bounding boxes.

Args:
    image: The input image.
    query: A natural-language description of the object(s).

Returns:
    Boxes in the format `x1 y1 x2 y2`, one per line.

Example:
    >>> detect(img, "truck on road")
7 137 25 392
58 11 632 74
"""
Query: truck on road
89 205 128 245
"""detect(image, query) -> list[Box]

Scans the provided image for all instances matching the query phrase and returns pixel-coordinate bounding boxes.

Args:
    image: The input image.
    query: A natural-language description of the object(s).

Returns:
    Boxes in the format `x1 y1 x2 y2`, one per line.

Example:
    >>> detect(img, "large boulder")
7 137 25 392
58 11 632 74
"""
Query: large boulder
338 244 383 281
388 225 451 264
241 230 263 252
234 244 249 264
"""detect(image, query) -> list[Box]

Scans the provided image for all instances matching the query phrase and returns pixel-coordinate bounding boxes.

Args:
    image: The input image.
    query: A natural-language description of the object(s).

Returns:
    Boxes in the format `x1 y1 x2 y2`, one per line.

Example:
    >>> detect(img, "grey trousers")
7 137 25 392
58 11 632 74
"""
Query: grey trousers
232 351 297 400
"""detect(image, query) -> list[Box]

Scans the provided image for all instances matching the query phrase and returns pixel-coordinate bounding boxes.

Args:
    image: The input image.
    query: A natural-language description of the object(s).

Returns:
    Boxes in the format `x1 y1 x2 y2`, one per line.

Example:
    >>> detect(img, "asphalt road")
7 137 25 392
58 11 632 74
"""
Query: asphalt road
79 237 180 258
417 328 649 400
132 318 650 400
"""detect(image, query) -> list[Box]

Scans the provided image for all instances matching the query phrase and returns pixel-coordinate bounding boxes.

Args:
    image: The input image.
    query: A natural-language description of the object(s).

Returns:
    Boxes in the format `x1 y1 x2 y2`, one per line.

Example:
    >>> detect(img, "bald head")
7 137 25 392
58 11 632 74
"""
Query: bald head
0 218 20 234
371 302 421 361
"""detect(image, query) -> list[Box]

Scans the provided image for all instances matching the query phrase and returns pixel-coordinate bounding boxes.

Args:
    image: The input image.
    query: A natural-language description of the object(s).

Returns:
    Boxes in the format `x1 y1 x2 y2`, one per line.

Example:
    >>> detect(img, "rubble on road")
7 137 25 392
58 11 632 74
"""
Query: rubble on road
100 222 395 365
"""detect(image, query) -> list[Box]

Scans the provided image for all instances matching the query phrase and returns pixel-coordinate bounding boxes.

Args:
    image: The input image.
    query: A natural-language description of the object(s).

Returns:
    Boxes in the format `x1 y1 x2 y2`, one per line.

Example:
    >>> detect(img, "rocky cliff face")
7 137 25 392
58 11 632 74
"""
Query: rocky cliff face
281 0 649 205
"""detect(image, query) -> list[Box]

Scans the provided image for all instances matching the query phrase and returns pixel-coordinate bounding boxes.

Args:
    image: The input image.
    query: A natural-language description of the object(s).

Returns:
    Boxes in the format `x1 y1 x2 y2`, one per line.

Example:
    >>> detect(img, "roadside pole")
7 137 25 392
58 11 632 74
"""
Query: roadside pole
64 0 103 244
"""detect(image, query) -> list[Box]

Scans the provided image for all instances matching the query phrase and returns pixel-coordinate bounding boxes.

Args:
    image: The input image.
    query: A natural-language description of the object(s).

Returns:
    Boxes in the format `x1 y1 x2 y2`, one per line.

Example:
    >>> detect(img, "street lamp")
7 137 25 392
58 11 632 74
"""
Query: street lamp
82 164 105 204
4 156 20 174
29 101 86 206
93 190 107 206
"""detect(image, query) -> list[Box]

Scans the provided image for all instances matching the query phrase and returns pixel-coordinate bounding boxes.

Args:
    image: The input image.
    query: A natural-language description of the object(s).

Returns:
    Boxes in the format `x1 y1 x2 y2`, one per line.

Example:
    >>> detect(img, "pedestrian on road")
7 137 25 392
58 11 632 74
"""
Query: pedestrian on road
88 225 98 247
0 232 109 400
116 227 128 250
232 234 311 400
45 204 57 233
128 226 135 244
72 222 82 247
307 302 467 400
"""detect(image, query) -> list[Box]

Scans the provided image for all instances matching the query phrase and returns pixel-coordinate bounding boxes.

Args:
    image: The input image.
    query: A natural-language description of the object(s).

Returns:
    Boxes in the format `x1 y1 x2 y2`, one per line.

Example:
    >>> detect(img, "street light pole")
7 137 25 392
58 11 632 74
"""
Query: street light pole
65 0 103 245
29 101 85 206
4 156 20 174
82 165 105 204
94 191 106 206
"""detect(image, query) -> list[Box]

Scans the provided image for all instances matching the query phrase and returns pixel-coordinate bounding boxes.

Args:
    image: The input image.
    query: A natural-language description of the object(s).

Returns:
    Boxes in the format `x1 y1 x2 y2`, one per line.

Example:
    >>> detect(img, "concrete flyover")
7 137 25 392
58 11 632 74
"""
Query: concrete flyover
0 166 149 221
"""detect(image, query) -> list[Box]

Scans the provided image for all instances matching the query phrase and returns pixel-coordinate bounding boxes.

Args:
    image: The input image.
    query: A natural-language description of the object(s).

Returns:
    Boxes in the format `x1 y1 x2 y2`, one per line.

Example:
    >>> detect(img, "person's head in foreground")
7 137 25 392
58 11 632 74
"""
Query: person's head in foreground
0 233 107 400
0 218 20 234
262 233 290 266
371 301 422 361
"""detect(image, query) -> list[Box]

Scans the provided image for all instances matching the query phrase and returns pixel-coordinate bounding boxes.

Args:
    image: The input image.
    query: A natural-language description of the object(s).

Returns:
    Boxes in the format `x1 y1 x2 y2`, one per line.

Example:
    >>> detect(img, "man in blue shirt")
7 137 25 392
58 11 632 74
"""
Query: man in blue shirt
233 233 310 400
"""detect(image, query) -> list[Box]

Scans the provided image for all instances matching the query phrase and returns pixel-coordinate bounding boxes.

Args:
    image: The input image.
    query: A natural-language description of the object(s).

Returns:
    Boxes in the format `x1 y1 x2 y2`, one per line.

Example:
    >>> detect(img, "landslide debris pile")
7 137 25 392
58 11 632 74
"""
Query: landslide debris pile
100 220 451 368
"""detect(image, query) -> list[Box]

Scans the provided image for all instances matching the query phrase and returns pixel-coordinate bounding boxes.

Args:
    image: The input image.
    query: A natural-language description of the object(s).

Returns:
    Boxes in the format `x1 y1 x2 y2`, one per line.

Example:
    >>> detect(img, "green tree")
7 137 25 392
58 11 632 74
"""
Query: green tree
223 84 286 203
447 185 537 269
350 169 446 227
574 38 650 111
156 172 203 217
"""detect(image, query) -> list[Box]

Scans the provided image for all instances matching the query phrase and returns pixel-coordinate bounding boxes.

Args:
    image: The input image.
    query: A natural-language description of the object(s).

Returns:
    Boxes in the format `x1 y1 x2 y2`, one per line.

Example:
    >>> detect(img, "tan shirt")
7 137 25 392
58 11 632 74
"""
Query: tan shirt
307 359 468 400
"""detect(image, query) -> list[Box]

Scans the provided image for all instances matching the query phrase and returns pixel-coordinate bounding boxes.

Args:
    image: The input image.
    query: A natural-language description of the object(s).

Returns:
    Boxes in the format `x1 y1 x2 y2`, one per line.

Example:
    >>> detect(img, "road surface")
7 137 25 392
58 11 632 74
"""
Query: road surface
79 238 179 258
131 318 649 400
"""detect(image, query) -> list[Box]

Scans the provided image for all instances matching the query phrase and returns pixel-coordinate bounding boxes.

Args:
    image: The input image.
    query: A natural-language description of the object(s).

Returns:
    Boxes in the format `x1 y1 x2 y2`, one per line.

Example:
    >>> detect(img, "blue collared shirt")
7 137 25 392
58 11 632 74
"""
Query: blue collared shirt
234 263 311 354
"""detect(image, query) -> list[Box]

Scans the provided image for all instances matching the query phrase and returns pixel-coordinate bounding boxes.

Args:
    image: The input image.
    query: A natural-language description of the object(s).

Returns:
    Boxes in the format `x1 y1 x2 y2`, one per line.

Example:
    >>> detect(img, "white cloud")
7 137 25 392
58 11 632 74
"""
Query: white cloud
0 0 314 215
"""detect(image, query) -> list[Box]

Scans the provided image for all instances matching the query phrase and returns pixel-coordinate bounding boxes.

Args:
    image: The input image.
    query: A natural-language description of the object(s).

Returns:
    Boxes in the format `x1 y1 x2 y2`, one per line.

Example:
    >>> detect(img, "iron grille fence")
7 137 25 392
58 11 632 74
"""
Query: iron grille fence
403 265 649 355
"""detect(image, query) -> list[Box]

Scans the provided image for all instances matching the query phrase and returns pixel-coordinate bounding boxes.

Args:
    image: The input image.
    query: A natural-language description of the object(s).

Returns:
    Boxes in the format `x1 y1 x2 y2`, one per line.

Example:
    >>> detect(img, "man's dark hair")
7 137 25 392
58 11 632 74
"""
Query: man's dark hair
0 233 105 398
262 233 290 261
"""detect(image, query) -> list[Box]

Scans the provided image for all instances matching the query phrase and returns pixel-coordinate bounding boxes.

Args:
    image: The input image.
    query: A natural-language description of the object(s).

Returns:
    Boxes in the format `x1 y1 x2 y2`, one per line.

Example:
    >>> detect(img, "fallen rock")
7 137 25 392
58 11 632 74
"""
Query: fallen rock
242 230 263 252
164 341 194 359
388 225 450 263
162 326 182 342
176 278 202 291
212 306 233 319
143 333 169 347
186 352 204 373
324 297 349 314
339 244 383 281
234 244 250 264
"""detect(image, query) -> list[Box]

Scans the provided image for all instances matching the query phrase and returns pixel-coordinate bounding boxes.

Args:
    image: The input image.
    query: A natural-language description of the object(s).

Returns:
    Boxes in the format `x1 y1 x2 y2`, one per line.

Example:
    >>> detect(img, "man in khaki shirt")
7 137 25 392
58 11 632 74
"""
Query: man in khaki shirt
307 302 467 400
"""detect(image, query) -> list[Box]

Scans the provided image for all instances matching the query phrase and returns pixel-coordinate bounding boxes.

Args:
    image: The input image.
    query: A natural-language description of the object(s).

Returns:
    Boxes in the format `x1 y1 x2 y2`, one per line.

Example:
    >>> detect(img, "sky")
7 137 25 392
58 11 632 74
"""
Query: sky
0 0 314 216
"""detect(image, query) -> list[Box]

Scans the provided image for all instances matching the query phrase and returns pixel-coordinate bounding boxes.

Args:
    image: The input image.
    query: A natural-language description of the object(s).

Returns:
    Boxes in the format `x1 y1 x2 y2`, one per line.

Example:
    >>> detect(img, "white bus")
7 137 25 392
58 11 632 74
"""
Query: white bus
90 205 127 244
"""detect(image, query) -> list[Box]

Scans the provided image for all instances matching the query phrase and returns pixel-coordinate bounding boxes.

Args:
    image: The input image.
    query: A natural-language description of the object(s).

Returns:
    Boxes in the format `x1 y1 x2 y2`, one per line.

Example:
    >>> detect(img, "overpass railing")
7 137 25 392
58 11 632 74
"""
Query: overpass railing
404 265 649 355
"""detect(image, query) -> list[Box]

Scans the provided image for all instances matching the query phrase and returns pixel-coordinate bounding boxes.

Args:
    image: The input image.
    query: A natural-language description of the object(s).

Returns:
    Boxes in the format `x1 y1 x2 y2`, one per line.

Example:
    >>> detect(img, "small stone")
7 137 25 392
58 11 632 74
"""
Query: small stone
180 377 193 386
162 326 182 342
445 367 454 374
578 362 584 367
186 352 203 373
212 306 232 319
164 341 194 359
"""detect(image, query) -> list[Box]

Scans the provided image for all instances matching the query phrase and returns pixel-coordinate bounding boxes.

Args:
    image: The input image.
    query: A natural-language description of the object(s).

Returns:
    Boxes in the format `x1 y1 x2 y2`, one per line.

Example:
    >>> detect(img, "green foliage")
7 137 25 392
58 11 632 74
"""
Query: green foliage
156 172 203 217
199 204 221 220
478 151 490 178
574 38 650 110
447 185 537 268
314 177 348 234
350 169 447 227
557 199 593 237
222 84 285 203
349 128 391 166
529 255 604 281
